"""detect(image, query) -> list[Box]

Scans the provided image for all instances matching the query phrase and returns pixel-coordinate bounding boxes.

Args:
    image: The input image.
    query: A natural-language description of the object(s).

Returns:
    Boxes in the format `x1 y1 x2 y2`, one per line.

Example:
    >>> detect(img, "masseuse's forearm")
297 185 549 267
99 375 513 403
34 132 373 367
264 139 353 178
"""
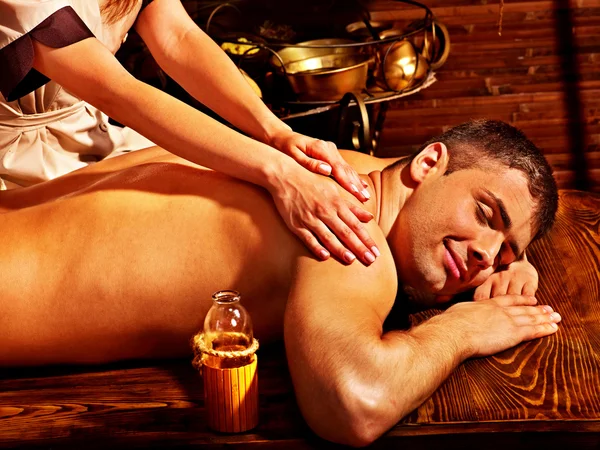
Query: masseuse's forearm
97 74 290 190
31 37 291 191
155 27 290 145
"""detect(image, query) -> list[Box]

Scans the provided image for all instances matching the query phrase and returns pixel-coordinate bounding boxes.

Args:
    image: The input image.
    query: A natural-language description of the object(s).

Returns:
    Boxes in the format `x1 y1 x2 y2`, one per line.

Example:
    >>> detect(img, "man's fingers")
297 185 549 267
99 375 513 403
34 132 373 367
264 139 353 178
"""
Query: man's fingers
509 308 560 328
506 280 524 296
490 294 538 307
491 279 510 298
522 282 538 297
473 283 492 301
506 305 554 317
512 311 561 328
295 228 330 261
525 322 560 340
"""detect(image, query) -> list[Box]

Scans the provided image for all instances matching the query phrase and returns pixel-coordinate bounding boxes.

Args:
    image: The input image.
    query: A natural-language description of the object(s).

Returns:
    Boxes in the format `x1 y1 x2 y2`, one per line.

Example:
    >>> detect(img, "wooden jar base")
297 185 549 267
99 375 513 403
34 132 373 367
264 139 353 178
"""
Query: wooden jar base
203 356 259 433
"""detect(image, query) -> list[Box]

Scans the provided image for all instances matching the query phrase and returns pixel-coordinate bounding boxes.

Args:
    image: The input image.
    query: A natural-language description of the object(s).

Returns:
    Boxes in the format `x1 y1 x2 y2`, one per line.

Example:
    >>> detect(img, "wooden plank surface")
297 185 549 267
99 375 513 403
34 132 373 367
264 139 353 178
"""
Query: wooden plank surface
0 190 598 448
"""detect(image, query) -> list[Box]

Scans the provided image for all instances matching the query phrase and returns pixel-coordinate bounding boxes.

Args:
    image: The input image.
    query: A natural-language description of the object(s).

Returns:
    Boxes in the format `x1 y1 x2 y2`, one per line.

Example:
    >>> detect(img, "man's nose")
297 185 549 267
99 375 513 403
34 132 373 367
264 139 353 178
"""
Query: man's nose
469 234 503 269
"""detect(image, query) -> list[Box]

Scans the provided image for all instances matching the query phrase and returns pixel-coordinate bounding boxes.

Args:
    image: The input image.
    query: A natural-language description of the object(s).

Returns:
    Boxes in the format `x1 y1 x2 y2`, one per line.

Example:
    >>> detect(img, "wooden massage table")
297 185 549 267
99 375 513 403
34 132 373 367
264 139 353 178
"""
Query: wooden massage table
0 190 598 449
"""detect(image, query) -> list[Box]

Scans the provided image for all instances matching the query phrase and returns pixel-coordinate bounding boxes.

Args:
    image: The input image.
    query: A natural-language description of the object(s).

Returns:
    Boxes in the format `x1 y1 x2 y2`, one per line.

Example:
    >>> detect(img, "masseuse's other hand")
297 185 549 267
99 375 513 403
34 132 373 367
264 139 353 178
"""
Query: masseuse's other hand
269 129 371 203
473 258 538 300
268 163 379 266
444 295 560 358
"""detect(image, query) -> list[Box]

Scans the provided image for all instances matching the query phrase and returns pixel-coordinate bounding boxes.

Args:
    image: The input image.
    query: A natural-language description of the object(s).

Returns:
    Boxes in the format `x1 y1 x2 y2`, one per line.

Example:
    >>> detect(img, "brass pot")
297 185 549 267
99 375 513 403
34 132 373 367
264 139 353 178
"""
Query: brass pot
283 53 373 101
374 39 429 91
407 20 451 70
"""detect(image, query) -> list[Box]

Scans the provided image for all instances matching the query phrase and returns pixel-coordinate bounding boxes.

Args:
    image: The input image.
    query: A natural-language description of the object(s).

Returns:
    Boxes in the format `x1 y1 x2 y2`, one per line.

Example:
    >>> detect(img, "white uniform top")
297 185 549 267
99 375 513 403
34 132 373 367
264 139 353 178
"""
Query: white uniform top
0 0 154 189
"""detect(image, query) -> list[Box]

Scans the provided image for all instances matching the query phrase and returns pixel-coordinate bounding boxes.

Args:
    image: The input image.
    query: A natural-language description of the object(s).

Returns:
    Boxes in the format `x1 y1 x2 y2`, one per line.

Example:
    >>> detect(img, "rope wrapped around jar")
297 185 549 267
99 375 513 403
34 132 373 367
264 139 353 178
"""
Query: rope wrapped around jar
191 332 260 371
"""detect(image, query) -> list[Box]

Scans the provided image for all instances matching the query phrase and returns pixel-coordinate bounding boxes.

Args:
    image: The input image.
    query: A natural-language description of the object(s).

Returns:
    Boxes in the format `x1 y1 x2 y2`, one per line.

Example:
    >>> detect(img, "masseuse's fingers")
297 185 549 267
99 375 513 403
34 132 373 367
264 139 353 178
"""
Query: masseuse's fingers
298 139 369 203
268 130 369 203
308 220 357 264
348 203 375 223
322 208 378 266
329 156 371 203
268 160 378 265
295 227 330 261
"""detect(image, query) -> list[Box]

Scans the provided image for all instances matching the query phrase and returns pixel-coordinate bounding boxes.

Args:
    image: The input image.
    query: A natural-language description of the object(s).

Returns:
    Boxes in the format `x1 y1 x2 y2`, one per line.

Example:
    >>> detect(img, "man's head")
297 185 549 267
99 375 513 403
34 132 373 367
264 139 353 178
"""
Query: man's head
386 119 558 296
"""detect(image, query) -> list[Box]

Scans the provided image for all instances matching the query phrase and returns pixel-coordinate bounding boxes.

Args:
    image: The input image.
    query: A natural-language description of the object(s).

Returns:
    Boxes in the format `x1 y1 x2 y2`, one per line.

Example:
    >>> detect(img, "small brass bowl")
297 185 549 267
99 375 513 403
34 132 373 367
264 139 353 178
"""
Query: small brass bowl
283 53 374 101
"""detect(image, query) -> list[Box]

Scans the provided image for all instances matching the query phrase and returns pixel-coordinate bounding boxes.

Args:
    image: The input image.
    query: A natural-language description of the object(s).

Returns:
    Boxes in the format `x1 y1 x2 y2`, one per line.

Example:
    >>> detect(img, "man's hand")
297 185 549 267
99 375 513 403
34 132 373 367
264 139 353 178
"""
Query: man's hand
268 129 371 203
444 295 560 358
473 257 539 300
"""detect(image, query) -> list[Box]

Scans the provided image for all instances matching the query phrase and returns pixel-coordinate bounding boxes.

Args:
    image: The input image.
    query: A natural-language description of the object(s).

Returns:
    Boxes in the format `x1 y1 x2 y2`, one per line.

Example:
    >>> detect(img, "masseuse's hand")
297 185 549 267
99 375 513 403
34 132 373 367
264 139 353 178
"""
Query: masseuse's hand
473 257 538 300
268 163 379 266
268 129 371 202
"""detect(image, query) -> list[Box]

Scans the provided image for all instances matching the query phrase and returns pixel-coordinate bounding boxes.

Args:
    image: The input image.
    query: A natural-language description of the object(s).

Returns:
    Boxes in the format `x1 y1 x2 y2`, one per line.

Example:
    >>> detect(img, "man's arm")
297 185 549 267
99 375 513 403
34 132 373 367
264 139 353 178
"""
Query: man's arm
473 251 538 300
285 223 560 447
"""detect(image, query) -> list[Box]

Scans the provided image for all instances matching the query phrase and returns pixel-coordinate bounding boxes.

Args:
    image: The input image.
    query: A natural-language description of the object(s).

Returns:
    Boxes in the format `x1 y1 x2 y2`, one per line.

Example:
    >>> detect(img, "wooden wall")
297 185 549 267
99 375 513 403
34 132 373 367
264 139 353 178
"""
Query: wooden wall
369 0 600 191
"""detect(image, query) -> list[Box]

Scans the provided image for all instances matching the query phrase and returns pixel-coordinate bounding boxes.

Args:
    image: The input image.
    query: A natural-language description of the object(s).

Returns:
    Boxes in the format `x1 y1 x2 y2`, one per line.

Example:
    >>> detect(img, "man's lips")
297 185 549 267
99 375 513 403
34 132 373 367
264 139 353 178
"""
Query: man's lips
443 241 468 281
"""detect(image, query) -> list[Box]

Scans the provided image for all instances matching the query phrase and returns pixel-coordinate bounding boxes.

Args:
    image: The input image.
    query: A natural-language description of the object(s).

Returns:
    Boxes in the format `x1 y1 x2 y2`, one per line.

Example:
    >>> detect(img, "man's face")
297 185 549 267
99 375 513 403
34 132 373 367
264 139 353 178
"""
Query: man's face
392 165 536 296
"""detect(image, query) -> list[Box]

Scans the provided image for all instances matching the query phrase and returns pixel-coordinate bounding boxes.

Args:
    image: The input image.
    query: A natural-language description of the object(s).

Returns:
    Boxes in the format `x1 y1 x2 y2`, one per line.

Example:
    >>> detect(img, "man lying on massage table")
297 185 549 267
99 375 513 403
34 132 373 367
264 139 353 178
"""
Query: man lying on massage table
0 119 560 446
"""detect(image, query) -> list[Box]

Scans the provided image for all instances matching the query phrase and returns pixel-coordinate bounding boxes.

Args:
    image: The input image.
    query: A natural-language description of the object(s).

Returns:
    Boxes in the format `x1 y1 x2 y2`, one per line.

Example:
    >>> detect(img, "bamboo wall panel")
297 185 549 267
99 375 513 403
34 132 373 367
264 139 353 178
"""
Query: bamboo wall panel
369 0 600 191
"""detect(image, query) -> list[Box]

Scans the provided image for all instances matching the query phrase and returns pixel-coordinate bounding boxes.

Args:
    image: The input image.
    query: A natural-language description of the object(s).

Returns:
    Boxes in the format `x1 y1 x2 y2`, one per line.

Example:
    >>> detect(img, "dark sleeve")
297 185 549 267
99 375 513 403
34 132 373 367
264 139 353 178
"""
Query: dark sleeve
0 6 94 102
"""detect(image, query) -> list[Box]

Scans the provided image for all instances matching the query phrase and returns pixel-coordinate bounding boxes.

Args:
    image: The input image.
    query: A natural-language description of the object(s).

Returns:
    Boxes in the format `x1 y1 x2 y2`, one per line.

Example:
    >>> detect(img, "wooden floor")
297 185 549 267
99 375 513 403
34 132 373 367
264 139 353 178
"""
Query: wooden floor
0 190 598 449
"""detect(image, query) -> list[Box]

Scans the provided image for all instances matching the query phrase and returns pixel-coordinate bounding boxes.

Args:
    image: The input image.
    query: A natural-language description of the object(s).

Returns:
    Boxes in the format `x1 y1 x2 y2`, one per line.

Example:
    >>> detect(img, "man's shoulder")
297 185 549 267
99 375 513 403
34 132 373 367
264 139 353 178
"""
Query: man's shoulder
292 221 398 321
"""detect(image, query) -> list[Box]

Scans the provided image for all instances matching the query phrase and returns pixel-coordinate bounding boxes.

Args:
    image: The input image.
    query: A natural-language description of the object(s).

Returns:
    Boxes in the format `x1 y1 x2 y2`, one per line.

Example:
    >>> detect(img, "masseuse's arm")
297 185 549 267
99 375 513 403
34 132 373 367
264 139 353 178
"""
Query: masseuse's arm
31 37 377 266
134 0 370 201
285 223 561 446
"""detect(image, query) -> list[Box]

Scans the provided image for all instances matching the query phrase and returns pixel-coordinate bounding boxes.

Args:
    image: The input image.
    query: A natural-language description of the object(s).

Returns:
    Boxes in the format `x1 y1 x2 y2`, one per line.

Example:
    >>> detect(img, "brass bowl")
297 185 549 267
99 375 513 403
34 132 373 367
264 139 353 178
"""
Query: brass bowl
283 53 373 101
270 38 360 70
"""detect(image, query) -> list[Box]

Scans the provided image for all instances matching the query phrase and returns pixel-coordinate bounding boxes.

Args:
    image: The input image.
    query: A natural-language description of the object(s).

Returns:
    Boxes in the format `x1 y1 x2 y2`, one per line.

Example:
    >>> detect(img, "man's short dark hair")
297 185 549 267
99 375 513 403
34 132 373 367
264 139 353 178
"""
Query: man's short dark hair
392 119 558 240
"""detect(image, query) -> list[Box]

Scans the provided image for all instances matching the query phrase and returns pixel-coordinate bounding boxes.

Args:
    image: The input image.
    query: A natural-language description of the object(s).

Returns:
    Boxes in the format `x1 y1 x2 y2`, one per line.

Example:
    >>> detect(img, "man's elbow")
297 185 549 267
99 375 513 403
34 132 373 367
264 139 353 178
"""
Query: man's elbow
302 379 401 447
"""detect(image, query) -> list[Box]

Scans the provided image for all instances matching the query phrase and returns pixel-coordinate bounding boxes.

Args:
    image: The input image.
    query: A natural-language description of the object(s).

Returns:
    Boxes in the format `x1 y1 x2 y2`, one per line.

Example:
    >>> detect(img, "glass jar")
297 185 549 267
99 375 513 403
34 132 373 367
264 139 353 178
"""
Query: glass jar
203 290 254 369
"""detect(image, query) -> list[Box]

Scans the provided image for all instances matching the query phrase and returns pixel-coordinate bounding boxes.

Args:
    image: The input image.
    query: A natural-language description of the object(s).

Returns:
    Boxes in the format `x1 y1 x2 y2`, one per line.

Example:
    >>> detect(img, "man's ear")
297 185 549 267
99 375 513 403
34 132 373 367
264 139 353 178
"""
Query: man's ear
409 142 449 184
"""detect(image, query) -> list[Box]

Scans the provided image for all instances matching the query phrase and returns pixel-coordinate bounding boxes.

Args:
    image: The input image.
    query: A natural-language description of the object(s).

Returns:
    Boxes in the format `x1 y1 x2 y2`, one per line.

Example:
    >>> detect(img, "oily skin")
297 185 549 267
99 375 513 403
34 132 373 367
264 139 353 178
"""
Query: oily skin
377 143 536 297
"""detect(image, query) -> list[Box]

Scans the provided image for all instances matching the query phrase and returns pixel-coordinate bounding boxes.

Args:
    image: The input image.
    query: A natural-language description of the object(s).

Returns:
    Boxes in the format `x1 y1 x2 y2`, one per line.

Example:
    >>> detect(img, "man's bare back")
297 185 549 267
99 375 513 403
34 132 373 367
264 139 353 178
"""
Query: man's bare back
0 147 381 366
